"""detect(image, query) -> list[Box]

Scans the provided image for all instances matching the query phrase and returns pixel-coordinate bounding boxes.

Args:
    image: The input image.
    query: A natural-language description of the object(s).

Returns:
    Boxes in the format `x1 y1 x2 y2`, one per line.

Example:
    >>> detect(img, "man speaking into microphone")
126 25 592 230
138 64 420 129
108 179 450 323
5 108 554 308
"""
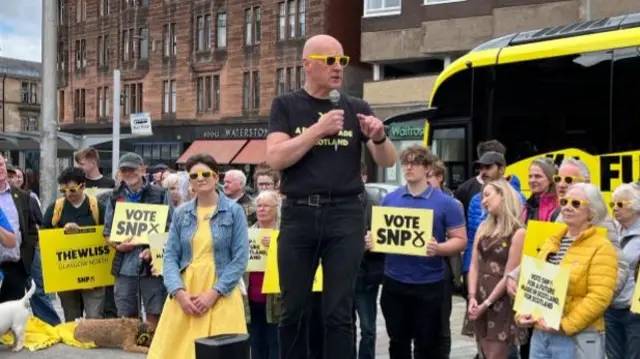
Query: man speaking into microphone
266 34 396 359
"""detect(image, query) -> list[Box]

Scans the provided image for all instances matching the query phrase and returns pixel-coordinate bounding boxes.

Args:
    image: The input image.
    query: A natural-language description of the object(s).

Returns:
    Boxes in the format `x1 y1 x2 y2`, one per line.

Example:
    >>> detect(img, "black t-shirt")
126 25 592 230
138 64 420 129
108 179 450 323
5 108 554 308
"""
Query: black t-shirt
453 177 482 217
268 90 371 197
42 196 106 229
85 176 116 189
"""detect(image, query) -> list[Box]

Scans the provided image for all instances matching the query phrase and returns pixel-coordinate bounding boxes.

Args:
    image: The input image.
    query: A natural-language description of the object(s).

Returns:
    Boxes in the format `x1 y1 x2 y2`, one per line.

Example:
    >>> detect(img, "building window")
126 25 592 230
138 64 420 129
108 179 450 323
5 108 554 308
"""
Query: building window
276 68 285 95
58 90 65 122
278 3 286 41
75 39 86 69
57 42 66 71
134 143 182 160
122 29 134 61
21 116 39 132
288 1 296 38
298 1 306 38
58 0 67 25
196 75 220 112
100 0 109 16
74 88 86 120
244 7 261 46
364 0 401 17
164 23 177 57
163 80 176 114
216 13 227 49
21 82 38 104
196 15 211 51
76 0 86 22
253 71 260 110
278 1 305 40
288 68 295 92
97 86 110 118
138 28 148 59
122 0 146 7
243 71 260 111
97 35 109 67
123 83 143 115
297 66 305 89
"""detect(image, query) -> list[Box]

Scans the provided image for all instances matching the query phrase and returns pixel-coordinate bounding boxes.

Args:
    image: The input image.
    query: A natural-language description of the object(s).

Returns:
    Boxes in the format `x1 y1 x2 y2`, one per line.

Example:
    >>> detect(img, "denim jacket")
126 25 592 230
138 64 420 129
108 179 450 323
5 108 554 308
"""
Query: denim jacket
163 192 249 297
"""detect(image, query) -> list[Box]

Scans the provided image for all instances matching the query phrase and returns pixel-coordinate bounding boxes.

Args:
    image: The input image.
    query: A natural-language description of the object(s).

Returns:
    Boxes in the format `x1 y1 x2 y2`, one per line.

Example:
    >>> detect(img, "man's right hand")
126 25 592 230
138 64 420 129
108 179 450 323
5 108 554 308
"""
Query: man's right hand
316 109 344 136
113 236 136 253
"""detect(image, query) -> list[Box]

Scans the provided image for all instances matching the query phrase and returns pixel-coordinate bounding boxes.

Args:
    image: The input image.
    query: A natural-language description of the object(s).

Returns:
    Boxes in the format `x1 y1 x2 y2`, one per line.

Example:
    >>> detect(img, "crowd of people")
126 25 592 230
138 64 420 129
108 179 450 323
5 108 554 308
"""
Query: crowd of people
1 33 639 359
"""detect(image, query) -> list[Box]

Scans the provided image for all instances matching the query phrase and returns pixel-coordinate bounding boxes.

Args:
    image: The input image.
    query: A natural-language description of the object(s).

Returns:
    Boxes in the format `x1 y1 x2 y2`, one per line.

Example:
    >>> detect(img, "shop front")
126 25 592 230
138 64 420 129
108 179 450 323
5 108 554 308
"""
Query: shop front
62 120 269 177
382 120 426 185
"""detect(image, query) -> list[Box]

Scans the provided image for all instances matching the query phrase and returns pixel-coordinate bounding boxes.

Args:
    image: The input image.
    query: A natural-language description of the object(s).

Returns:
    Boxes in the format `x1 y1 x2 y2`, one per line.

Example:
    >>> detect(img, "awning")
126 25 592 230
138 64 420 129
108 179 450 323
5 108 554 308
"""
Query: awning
231 140 266 164
176 140 248 164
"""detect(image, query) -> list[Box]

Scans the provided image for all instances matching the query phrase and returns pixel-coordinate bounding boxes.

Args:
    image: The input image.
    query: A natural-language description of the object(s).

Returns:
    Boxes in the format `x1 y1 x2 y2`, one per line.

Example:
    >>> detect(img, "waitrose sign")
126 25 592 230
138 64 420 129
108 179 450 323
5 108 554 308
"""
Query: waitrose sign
388 123 424 140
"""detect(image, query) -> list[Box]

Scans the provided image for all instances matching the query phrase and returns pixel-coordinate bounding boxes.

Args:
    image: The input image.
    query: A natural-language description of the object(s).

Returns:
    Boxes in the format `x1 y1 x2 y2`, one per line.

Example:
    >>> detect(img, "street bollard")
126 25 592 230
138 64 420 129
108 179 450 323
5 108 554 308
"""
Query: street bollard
195 333 250 359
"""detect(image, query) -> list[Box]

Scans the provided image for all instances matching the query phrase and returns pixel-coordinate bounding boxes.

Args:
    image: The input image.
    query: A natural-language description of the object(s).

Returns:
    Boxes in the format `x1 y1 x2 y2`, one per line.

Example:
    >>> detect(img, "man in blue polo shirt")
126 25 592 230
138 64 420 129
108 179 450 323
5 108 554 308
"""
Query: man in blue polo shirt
379 145 466 359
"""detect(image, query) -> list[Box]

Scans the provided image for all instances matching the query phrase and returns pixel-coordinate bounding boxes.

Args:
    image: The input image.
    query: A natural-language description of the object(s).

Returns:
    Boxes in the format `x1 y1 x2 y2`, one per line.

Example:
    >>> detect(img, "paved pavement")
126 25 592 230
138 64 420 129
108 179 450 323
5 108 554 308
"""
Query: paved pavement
1 295 477 358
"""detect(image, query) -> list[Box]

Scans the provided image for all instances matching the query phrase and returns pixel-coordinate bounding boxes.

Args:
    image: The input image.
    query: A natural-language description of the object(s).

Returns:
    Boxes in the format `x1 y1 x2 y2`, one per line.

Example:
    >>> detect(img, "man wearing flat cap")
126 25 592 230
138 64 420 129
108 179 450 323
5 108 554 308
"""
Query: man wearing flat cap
102 153 173 329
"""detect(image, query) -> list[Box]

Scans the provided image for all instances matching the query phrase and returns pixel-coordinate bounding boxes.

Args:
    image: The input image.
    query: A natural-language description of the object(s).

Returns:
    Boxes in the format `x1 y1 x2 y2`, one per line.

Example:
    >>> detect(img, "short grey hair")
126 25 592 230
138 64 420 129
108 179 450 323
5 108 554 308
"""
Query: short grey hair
571 183 608 224
612 183 640 213
225 169 247 186
560 158 590 181
254 190 282 228
162 173 181 189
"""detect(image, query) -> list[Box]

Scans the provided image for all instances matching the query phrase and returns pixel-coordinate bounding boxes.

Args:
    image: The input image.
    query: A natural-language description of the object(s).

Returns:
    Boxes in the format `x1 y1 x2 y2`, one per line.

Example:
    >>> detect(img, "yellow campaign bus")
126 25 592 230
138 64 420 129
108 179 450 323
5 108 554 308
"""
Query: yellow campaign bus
387 12 640 202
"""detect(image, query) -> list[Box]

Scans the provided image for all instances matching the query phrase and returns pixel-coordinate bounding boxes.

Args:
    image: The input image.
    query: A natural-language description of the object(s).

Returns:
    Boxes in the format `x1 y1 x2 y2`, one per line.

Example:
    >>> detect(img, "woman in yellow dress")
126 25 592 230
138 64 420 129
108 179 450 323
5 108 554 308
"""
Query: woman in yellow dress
148 154 249 359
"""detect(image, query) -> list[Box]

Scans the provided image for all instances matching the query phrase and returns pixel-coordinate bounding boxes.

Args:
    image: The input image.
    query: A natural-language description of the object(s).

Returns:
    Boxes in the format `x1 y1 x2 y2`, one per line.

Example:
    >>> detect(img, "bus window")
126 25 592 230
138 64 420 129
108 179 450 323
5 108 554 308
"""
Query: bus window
432 128 467 188
492 50 613 161
612 47 640 152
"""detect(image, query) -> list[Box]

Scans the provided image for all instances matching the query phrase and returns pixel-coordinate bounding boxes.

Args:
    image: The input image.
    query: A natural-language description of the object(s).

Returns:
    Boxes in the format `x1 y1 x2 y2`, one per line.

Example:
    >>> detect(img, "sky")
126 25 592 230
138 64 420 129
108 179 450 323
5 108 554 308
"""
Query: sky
0 0 43 62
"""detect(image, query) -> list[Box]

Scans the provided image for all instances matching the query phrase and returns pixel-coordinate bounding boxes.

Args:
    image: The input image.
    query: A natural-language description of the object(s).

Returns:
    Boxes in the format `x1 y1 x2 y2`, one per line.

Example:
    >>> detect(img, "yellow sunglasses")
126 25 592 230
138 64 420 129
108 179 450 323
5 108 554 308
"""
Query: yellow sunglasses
559 197 590 209
609 200 630 209
307 55 350 67
59 183 84 194
189 170 216 180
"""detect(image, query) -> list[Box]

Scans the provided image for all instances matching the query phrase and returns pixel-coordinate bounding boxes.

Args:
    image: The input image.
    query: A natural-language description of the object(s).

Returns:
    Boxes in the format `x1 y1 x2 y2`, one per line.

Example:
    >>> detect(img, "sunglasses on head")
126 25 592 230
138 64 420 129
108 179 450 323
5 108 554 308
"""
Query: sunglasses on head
59 184 84 194
189 170 215 180
609 200 630 209
307 55 350 67
553 175 584 184
559 197 590 209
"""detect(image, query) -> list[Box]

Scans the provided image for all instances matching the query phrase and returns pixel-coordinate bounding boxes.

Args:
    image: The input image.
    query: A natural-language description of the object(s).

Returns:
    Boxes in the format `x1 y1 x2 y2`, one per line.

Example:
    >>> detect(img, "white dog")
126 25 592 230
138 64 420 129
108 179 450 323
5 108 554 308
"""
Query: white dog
0 279 35 352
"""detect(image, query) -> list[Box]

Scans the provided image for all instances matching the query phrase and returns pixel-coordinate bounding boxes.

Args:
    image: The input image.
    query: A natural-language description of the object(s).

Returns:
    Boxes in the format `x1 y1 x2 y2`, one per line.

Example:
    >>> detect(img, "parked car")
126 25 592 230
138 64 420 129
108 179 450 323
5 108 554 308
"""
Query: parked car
365 183 399 203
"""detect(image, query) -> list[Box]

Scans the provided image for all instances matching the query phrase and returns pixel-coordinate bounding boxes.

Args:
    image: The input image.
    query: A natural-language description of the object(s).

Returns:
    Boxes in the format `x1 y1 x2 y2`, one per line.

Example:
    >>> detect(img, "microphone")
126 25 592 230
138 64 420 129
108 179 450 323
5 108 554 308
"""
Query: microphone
328 90 341 151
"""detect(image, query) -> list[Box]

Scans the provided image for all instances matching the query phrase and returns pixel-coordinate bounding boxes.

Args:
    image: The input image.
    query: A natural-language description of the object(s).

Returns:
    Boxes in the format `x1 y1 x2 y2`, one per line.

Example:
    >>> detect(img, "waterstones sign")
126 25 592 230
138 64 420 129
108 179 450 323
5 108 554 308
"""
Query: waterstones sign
198 124 269 140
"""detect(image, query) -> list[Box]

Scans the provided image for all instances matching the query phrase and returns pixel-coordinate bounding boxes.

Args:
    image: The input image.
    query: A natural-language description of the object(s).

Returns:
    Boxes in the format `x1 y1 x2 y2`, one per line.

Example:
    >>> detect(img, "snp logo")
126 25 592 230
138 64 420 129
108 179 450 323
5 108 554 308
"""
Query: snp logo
77 276 95 284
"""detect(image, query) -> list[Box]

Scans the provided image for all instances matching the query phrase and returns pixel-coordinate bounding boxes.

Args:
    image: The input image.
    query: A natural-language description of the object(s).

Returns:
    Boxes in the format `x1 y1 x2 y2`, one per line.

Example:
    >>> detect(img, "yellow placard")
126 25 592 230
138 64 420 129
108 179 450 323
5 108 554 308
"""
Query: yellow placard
84 188 112 197
514 255 570 330
109 203 169 244
39 226 115 293
262 230 323 294
148 233 169 277
630 269 640 314
505 148 640 213
247 228 272 272
523 221 567 259
370 206 434 256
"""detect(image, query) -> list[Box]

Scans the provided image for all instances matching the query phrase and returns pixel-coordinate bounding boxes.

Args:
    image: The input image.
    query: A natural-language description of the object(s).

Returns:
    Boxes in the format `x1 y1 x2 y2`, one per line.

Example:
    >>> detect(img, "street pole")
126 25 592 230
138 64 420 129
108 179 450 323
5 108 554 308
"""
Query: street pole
112 69 121 177
40 0 58 209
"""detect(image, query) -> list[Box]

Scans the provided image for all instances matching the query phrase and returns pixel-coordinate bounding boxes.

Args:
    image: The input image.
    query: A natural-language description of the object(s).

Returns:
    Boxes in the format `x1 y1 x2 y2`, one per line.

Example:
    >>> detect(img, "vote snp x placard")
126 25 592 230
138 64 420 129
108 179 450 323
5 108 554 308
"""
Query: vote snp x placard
370 206 434 256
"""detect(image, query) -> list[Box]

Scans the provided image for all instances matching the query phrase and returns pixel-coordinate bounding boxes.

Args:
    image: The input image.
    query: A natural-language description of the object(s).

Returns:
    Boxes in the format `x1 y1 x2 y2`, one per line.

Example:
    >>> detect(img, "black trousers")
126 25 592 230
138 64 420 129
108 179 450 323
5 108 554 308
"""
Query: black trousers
278 200 365 359
0 261 29 303
380 276 446 359
101 285 118 318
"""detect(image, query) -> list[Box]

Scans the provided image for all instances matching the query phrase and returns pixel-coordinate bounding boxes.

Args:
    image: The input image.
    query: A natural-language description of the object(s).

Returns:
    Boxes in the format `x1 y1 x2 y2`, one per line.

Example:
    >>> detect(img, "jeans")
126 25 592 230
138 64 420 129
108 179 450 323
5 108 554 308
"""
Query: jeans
278 200 365 359
249 300 279 359
380 276 446 359
353 272 380 359
605 307 640 359
529 329 575 359
30 245 61 326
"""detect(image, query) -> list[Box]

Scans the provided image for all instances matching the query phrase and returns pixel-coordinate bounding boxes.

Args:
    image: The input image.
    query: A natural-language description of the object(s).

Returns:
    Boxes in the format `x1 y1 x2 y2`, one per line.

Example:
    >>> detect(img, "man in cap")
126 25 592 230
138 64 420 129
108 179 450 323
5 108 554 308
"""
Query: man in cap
103 153 173 329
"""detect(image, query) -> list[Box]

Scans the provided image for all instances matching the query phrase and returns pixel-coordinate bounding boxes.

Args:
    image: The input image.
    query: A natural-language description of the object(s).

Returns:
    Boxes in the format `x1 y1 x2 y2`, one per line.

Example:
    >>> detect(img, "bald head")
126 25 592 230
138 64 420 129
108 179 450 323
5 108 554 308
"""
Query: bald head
302 35 343 58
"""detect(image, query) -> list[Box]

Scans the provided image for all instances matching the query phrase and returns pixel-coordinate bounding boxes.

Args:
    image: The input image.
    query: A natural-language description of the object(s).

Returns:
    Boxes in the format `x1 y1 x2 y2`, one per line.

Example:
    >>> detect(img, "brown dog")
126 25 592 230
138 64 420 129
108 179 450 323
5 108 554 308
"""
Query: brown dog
73 318 154 354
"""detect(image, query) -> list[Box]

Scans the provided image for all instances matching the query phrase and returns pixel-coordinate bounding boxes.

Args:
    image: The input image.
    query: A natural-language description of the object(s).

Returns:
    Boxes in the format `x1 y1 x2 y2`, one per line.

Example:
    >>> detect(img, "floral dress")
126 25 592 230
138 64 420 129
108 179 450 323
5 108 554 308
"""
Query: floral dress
462 231 528 345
